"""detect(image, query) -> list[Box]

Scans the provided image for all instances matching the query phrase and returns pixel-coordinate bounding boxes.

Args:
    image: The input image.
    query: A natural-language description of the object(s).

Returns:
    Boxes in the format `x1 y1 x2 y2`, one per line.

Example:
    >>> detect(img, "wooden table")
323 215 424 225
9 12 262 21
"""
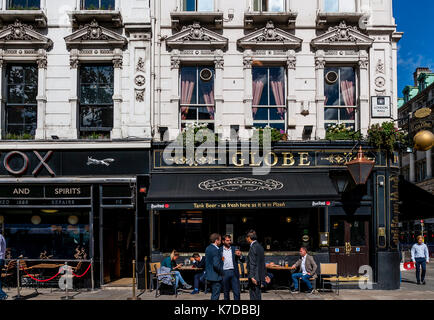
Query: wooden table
266 265 293 271
178 267 204 272
28 263 64 269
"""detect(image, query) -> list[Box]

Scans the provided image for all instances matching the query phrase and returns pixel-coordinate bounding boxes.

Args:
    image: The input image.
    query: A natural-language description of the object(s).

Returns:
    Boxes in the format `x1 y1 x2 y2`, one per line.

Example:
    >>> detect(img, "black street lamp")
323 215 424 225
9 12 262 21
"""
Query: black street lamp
329 170 350 194
345 146 375 185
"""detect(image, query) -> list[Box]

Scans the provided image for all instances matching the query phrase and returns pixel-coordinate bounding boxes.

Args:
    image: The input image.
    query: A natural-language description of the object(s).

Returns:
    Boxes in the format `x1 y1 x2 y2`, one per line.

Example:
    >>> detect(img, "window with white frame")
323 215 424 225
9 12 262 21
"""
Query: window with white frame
79 65 114 136
7 0 40 9
324 67 357 129
253 0 285 12
183 0 214 11
252 66 286 130
324 0 356 12
81 0 115 10
5 64 38 137
180 66 215 129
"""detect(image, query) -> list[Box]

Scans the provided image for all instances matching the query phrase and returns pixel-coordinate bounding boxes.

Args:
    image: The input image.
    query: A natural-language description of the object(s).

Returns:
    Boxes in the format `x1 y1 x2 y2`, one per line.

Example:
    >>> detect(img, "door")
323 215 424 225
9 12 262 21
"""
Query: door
329 217 370 276
102 209 135 284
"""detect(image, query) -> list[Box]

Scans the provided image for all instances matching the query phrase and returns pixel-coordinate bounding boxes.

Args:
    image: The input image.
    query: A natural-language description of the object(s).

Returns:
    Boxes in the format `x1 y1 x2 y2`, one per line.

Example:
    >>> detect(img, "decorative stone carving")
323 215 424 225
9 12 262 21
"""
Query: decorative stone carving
135 75 146 87
243 56 253 69
237 21 302 50
136 57 145 73
37 58 47 69
0 19 53 49
166 22 228 50
70 58 79 69
287 57 296 69
375 76 386 88
376 59 385 74
315 58 326 70
327 21 359 42
214 57 224 69
113 58 123 69
136 90 145 102
5 20 34 41
358 59 369 69
81 20 109 41
171 55 180 69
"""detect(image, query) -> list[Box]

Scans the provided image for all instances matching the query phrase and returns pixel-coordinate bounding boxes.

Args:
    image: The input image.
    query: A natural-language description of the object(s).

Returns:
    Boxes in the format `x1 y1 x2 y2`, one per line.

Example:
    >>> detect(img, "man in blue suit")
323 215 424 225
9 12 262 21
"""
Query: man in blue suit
219 234 245 300
205 233 223 300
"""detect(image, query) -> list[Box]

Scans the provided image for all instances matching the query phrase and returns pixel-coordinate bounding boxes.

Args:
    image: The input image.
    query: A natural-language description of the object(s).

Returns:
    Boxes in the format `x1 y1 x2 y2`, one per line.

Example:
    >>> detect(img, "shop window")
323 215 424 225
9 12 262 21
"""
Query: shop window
253 0 285 12
2 211 90 259
324 0 356 12
7 0 40 9
252 66 286 130
81 0 115 10
79 65 114 136
324 67 356 130
183 0 214 12
5 64 38 138
180 66 215 129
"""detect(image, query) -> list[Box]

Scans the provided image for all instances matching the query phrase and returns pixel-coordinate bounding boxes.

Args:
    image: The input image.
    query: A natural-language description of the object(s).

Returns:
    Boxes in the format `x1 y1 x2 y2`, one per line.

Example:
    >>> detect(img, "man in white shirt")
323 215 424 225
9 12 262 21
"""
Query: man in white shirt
290 247 317 294
411 235 430 285
219 234 243 300
0 231 8 300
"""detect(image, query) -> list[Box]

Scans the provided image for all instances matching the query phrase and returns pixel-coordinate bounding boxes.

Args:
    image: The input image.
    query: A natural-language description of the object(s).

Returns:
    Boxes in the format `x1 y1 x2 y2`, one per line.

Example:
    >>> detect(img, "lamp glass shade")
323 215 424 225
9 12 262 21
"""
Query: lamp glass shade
346 146 375 185
31 215 42 225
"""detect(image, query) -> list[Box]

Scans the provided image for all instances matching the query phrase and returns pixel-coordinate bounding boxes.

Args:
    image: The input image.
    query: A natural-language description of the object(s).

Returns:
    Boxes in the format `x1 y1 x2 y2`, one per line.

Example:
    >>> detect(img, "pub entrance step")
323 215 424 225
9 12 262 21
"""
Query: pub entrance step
102 278 133 289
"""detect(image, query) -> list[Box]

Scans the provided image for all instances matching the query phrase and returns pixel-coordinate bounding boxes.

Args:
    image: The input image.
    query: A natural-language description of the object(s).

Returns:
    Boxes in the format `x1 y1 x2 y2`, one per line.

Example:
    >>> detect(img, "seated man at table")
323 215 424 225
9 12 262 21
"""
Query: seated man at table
161 250 192 290
290 247 317 293
190 253 206 294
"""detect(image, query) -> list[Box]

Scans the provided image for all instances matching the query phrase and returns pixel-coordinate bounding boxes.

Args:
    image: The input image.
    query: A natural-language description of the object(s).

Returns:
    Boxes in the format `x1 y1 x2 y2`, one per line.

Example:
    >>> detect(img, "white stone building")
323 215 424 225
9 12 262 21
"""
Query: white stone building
0 0 152 141
155 0 402 141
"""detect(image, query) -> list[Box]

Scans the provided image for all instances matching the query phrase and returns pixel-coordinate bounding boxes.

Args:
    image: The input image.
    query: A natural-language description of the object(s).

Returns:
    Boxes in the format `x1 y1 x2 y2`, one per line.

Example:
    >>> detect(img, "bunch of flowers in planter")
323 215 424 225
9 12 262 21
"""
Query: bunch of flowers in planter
367 121 407 154
325 123 362 141
251 127 288 145
180 123 218 146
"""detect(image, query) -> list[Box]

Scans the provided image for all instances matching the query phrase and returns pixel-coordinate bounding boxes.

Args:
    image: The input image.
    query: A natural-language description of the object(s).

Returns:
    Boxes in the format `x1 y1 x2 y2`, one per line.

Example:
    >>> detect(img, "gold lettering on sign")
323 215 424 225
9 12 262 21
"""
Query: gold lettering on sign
299 153 311 166
282 152 295 166
249 152 261 167
54 188 82 195
264 152 278 167
13 188 30 195
232 152 246 167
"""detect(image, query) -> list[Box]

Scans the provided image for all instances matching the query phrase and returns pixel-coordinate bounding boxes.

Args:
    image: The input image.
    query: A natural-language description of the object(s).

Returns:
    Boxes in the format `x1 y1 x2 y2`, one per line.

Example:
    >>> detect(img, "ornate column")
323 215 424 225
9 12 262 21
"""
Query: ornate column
35 51 47 140
426 149 432 179
170 50 181 136
315 51 326 139
112 48 123 139
214 50 224 131
243 50 254 129
69 49 79 139
286 50 297 130
359 50 370 135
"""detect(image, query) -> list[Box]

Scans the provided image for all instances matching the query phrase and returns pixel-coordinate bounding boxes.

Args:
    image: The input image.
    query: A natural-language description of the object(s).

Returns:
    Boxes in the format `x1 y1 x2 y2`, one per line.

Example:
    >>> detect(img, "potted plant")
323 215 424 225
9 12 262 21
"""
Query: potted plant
367 121 407 154
325 123 362 141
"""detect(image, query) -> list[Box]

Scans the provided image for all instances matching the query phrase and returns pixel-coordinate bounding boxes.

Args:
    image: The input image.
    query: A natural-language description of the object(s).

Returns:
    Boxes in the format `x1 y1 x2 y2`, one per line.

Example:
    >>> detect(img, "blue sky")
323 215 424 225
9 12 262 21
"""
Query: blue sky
394 0 434 97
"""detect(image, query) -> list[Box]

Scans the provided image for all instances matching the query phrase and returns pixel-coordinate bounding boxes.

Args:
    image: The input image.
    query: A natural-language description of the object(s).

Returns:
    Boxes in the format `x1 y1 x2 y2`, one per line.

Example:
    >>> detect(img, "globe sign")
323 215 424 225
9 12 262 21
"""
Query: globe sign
413 130 434 152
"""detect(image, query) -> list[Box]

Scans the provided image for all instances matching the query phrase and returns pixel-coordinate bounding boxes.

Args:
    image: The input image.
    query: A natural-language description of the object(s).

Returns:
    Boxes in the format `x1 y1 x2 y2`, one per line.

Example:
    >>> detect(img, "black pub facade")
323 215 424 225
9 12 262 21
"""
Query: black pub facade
0 142 150 287
146 141 401 290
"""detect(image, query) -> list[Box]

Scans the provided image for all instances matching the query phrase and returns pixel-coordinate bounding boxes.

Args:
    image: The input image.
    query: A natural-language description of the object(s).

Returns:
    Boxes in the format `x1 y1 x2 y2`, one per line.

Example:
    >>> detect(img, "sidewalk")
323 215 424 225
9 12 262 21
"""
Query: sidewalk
3 264 433 301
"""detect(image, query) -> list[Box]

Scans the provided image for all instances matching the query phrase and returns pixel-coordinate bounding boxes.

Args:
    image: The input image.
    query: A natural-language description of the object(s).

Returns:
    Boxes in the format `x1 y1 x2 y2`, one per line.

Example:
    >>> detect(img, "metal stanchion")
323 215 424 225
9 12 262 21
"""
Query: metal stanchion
14 259 23 300
127 260 141 300
144 256 148 291
91 258 95 291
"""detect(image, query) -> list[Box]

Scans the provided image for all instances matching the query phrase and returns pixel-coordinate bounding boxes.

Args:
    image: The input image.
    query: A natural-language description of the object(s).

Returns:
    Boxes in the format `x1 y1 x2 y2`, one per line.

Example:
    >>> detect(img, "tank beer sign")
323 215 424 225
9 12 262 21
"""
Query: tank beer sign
1 150 55 177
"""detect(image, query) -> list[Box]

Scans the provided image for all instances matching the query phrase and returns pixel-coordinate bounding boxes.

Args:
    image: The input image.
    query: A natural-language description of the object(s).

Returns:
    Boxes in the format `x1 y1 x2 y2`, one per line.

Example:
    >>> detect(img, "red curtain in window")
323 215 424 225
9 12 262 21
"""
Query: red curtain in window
340 80 355 120
181 74 195 120
271 79 285 120
202 89 215 120
252 80 265 117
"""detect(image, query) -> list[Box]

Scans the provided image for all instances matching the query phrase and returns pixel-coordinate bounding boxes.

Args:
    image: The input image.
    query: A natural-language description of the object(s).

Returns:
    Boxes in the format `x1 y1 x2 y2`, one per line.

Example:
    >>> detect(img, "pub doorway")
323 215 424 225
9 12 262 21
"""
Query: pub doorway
329 216 370 276
102 209 135 285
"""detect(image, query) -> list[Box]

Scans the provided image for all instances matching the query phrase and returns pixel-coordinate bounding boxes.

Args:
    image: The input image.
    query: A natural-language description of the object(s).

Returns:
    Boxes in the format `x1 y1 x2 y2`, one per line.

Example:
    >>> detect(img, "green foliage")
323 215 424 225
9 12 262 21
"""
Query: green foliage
367 121 407 153
251 127 287 145
7 6 40 10
81 132 110 140
180 123 218 146
325 124 362 141
4 133 34 140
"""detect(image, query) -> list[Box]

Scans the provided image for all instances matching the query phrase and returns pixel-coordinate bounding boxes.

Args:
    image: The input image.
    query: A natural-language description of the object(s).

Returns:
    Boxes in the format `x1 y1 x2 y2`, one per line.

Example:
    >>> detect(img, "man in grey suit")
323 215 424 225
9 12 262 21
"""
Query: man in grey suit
246 230 265 300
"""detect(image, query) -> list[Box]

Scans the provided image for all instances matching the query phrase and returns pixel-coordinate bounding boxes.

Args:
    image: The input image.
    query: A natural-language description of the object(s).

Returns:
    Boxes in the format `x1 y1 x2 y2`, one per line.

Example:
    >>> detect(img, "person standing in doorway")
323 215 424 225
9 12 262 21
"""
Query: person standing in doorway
246 230 265 300
411 235 430 285
220 234 243 300
0 230 8 300
205 233 223 300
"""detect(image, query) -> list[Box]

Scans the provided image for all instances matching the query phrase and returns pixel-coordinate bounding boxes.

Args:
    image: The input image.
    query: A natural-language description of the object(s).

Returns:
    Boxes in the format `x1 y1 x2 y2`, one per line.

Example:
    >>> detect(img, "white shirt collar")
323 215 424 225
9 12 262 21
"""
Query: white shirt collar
223 246 231 251
213 243 219 249
250 240 257 247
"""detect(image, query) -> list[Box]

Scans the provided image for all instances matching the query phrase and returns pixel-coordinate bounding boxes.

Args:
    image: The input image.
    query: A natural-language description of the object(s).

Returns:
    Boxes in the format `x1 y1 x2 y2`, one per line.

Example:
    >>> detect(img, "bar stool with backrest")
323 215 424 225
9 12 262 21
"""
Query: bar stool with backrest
238 263 249 292
319 263 339 295
149 262 161 291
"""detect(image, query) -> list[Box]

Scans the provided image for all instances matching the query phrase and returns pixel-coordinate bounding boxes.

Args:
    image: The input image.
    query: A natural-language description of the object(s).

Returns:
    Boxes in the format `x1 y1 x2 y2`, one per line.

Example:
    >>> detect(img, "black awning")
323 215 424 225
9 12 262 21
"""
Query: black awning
399 177 434 220
145 172 340 209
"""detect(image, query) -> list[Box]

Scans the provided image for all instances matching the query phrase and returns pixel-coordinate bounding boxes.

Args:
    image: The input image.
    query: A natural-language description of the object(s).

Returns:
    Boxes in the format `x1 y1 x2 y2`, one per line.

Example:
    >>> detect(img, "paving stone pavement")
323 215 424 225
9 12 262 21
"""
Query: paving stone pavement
2 264 434 301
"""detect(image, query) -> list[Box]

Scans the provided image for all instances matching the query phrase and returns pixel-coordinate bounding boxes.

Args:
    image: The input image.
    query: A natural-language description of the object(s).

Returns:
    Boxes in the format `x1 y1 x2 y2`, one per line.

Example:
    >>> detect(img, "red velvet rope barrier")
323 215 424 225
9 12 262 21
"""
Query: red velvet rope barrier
72 263 92 278
21 267 61 283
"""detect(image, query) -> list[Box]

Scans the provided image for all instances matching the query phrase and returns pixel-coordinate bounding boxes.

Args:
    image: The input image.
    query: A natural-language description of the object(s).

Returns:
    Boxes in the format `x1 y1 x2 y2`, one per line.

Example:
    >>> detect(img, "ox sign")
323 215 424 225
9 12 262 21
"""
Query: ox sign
0 150 55 177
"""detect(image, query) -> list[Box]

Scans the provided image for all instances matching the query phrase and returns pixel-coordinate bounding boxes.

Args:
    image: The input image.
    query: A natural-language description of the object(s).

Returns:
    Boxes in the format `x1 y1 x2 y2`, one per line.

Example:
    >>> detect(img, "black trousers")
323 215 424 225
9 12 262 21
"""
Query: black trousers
223 269 241 300
249 279 261 300
415 258 427 283
209 280 222 300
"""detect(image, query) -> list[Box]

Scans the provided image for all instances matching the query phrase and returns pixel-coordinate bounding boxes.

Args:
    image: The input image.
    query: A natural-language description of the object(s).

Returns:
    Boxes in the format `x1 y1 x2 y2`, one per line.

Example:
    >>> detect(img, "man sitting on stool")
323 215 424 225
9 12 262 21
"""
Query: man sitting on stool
190 253 206 294
290 247 317 293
